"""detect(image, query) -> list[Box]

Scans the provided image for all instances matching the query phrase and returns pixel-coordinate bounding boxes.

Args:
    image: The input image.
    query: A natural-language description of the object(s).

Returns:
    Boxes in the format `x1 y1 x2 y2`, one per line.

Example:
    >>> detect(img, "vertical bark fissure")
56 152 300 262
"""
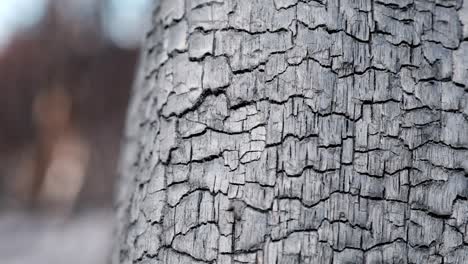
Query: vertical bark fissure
114 0 468 263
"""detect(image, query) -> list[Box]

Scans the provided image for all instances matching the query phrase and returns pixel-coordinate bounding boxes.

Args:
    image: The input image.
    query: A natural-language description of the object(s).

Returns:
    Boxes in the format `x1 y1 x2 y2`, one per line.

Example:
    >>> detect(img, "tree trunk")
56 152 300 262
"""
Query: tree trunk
113 0 468 263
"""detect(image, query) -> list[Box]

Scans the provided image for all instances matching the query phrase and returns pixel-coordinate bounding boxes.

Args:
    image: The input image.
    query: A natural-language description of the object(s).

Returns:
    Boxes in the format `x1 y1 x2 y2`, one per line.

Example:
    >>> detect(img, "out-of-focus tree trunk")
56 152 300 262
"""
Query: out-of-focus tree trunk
114 0 468 263
11 87 89 212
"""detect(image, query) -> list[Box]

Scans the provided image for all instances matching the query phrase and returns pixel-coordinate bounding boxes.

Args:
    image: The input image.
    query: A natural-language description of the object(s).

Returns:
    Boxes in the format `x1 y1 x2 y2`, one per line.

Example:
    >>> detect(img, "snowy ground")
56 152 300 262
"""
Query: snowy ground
0 210 113 264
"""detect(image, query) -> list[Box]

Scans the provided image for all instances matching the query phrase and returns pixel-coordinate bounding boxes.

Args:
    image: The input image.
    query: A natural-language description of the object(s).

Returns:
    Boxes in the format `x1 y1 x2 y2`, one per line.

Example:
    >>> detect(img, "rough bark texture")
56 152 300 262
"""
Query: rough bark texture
114 0 468 263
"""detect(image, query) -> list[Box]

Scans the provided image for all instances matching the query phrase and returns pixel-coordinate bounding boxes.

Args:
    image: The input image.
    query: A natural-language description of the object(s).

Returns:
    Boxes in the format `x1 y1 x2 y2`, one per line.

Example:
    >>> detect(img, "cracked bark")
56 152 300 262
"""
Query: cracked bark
114 0 468 263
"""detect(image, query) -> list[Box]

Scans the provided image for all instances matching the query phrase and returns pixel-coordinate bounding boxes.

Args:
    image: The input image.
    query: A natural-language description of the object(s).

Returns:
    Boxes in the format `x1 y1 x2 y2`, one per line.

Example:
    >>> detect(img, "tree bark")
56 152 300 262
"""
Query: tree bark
114 0 468 263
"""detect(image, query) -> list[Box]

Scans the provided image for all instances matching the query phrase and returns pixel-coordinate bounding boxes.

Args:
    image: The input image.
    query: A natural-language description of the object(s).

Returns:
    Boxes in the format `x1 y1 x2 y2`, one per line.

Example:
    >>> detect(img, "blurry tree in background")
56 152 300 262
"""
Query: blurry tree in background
0 0 151 210
0 1 152 264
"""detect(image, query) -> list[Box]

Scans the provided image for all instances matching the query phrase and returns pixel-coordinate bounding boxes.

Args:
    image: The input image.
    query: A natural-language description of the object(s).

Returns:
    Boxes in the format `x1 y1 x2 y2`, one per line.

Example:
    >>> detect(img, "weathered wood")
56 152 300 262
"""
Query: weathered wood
114 0 468 263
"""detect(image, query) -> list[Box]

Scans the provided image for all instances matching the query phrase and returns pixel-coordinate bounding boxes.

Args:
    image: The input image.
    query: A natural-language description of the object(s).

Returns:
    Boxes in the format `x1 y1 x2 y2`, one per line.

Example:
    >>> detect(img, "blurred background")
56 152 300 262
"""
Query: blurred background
0 0 153 263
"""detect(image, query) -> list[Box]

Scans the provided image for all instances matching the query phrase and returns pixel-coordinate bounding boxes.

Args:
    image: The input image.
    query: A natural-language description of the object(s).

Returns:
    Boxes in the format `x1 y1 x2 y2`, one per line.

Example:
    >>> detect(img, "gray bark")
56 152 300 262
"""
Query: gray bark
113 0 468 263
